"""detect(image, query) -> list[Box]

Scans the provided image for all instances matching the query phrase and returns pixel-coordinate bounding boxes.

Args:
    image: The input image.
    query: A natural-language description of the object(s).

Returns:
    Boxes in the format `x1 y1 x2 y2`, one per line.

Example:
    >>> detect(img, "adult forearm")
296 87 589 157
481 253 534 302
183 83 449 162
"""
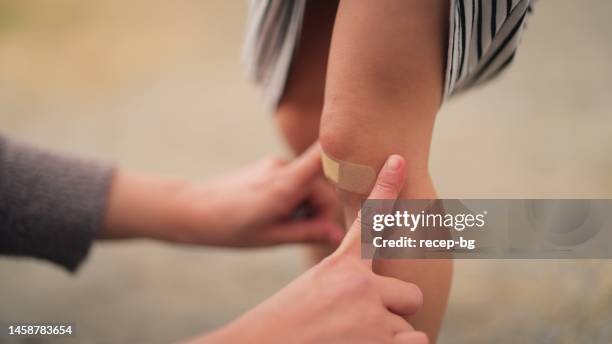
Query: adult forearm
99 170 191 243
0 135 113 271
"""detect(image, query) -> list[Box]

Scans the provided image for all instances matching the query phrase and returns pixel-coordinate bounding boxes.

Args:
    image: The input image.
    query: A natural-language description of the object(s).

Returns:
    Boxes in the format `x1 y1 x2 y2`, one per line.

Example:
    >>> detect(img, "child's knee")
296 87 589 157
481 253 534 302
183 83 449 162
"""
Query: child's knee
319 105 384 164
319 106 432 186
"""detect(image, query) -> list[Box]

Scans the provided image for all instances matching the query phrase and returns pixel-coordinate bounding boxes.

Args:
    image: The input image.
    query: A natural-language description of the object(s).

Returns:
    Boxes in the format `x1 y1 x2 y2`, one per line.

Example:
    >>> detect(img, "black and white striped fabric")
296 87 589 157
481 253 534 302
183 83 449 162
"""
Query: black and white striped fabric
446 0 535 97
243 0 535 107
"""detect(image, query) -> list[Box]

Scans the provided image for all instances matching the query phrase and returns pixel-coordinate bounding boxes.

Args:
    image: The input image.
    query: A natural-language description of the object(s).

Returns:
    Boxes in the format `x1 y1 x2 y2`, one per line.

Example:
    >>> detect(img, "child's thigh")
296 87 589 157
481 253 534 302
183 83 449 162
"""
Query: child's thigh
276 0 338 152
320 0 449 191
275 0 342 262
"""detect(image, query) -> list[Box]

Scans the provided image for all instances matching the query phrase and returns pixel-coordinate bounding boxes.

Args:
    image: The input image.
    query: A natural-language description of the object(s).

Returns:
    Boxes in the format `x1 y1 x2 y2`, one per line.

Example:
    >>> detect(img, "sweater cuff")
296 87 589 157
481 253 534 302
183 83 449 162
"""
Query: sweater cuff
0 137 114 272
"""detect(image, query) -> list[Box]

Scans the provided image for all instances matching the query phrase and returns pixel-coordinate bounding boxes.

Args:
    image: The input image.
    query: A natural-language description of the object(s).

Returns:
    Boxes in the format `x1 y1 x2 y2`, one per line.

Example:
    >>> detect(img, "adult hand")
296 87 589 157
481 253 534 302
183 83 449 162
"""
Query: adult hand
101 144 342 247
191 155 428 344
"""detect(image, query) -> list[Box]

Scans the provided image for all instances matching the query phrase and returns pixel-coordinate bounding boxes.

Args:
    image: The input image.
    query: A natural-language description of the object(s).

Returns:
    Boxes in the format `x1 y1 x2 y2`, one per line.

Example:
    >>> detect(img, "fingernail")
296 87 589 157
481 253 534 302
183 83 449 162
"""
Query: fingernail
386 155 402 171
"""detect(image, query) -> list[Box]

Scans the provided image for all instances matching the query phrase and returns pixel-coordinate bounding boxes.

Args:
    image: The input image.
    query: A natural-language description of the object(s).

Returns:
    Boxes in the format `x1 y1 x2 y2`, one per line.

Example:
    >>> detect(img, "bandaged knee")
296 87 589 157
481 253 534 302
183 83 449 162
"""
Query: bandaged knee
321 150 376 195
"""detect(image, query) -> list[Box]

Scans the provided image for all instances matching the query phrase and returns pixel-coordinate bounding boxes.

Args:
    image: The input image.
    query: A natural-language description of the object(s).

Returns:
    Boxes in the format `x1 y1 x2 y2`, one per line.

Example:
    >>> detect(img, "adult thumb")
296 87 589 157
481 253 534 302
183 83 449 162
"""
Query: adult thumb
335 154 407 260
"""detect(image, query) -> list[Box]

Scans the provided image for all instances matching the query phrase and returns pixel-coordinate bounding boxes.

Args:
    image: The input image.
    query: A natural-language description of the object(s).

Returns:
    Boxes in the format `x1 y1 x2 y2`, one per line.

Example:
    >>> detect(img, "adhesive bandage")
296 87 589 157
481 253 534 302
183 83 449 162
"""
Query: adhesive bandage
321 150 376 195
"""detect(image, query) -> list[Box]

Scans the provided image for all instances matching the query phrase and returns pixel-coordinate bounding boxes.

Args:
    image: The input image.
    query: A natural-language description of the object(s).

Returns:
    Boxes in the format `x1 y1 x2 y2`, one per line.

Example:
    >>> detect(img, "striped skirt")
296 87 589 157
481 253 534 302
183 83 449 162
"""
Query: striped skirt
243 0 536 107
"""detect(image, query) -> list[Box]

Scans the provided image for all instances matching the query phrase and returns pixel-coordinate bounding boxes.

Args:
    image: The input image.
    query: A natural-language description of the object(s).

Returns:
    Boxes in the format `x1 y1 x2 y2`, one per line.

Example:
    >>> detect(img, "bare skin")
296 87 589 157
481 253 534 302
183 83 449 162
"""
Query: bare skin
100 144 343 247
276 0 452 341
61 145 427 342
190 155 429 344
276 0 342 261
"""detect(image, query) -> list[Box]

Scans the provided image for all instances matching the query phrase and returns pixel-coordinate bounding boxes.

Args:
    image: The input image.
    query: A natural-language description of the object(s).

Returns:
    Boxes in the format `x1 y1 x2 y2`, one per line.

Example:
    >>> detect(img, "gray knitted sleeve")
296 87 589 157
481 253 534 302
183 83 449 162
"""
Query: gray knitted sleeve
0 135 114 272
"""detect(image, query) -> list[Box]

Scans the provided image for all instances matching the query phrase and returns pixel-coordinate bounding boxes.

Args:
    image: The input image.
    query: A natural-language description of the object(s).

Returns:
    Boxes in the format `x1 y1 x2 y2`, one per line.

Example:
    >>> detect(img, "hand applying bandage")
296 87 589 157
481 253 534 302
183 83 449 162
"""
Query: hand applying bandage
190 155 428 344
100 143 343 247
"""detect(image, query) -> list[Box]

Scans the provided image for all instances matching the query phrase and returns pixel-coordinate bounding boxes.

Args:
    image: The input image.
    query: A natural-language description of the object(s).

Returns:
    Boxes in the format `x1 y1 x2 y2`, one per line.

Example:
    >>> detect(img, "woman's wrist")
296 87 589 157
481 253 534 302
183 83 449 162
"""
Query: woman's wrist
99 169 194 242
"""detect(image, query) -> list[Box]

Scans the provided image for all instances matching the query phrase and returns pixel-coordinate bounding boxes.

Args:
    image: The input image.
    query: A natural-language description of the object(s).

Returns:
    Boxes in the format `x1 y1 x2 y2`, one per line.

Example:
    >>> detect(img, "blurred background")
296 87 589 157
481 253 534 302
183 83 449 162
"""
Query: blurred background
0 0 611 343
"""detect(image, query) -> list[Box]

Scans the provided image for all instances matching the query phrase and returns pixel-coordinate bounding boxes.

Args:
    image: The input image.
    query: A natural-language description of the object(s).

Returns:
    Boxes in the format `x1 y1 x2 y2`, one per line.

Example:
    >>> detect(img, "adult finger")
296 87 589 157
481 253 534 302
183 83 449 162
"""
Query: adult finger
385 312 414 334
393 331 429 344
335 154 407 259
374 275 423 316
284 143 323 188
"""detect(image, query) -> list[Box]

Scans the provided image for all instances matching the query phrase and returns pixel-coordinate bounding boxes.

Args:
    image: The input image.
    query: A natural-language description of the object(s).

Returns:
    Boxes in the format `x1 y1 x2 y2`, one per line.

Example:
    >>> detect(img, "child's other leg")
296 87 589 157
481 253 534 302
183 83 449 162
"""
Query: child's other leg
319 0 451 341
275 0 341 260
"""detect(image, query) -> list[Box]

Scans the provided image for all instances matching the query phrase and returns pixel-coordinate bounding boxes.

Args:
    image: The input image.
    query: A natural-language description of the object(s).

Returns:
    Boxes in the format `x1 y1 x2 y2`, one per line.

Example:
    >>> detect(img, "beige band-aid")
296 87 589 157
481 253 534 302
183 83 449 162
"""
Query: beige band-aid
321 150 376 195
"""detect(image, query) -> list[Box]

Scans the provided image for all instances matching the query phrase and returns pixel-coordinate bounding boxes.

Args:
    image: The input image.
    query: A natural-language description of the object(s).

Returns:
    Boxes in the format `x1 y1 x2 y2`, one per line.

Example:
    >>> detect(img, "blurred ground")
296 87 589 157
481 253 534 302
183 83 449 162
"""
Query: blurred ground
0 0 611 343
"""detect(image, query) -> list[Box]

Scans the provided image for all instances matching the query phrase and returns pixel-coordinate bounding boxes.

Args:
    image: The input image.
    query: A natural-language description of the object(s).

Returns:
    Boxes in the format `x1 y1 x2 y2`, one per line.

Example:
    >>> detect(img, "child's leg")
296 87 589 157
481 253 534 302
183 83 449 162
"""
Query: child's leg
319 0 451 341
276 0 340 260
